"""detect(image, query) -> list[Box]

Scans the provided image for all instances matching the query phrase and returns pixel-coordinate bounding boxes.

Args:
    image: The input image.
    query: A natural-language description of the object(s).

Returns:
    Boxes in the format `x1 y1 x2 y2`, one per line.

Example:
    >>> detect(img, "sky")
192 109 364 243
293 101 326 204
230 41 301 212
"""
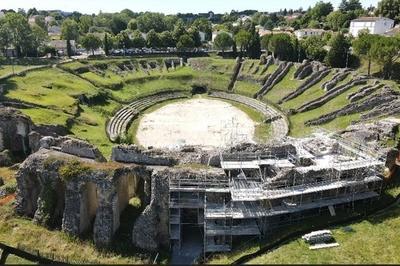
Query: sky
1 0 379 15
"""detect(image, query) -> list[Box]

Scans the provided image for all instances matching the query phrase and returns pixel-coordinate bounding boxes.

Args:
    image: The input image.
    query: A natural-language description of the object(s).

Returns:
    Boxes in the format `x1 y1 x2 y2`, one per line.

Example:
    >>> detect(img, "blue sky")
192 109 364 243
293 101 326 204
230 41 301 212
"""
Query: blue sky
1 0 378 14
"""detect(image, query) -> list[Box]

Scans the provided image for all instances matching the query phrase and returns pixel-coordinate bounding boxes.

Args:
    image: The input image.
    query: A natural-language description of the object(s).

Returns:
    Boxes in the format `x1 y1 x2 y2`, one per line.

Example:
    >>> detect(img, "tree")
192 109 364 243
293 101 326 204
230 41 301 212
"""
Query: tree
146 29 161 48
235 30 251 54
214 32 234 54
30 25 49 56
137 12 166 33
192 18 212 41
3 13 32 57
0 18 13 56
159 31 175 48
376 0 400 23
127 19 138 31
352 32 379 75
81 33 102 55
79 15 94 34
115 31 132 51
325 33 350 67
131 30 146 48
247 24 261 59
301 36 327 61
61 18 79 57
268 33 295 61
188 27 202 47
176 34 195 51
110 13 130 34
339 0 363 11
310 1 334 20
370 36 400 78
326 11 350 31
34 15 47 31
172 20 187 42
103 33 111 56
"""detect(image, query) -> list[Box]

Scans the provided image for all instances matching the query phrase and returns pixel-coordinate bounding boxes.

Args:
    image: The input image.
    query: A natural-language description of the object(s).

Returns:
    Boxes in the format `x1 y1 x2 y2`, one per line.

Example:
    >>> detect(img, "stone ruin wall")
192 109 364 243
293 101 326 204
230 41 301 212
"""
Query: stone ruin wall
15 148 152 247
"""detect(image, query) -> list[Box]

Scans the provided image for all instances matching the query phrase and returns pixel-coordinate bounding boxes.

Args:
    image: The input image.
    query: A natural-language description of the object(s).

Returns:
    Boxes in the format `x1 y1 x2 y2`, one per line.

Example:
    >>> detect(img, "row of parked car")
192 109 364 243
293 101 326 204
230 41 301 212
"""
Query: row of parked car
110 47 208 56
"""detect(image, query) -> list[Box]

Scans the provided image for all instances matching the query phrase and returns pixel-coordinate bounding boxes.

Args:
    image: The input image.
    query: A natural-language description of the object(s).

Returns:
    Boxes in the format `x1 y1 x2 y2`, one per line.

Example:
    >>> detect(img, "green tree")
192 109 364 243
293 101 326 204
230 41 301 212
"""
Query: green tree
127 18 138 31
131 30 146 48
247 24 261 59
192 18 212 41
81 33 102 55
235 30 251 54
301 36 327 61
310 1 334 20
214 32 234 54
188 27 202 47
173 20 187 42
326 11 350 31
176 34 195 51
115 31 132 51
376 0 400 23
370 36 400 78
146 29 161 48
325 33 351 67
3 13 32 57
34 15 47 31
261 35 272 52
110 13 130 35
268 33 295 61
30 24 49 56
0 19 12 56
137 12 166 33
103 33 111 56
352 32 379 75
159 31 175 48
61 18 79 57
339 0 363 11
79 15 94 34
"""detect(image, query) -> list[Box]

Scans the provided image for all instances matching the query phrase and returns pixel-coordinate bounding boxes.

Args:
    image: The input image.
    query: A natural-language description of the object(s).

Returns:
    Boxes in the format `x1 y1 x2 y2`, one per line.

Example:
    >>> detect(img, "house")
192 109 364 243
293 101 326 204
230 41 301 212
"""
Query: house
212 31 233 42
349 17 395 37
45 16 55 25
239 15 252 22
48 40 76 55
255 26 272 37
199 31 207 43
28 15 39 26
48 26 61 37
0 11 5 18
294 28 325 39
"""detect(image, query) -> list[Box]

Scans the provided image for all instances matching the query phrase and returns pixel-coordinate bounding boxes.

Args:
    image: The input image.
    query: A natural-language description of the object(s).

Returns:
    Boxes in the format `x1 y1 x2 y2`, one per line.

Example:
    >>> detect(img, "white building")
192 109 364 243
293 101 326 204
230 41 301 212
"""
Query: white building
199 31 207 43
212 31 233 42
45 16 55 25
48 26 61 37
49 40 76 55
349 17 395 37
294 28 325 39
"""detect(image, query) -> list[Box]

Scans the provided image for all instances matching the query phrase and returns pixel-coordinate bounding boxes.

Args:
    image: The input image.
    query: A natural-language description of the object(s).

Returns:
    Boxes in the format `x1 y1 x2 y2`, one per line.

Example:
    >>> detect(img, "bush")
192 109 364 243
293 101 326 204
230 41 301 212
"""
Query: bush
59 160 91 181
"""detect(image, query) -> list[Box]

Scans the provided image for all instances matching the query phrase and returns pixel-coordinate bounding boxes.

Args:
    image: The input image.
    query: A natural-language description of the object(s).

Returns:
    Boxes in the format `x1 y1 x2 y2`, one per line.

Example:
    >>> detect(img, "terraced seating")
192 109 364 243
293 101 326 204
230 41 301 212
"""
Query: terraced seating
228 57 243 91
256 62 293 98
322 70 351 91
279 68 330 104
209 91 289 143
296 77 369 113
305 87 399 126
107 91 189 141
348 82 384 103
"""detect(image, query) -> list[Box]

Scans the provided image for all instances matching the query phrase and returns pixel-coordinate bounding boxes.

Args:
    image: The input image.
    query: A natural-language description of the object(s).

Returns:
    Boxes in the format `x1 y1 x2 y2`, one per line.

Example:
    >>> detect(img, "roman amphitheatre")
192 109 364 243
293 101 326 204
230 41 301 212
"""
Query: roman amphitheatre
0 55 399 264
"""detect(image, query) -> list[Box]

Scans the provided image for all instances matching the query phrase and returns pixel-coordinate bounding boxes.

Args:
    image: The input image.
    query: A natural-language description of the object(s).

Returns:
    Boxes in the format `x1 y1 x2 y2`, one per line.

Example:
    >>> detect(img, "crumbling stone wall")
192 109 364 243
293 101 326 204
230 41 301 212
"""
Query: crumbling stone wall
0 107 33 159
15 148 150 247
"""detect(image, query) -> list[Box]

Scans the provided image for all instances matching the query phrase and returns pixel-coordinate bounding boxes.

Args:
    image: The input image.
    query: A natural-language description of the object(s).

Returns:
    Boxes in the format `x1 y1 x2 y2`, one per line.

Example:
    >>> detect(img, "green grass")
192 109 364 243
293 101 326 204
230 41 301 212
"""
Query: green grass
247 201 400 264
234 80 260 98
69 105 113 158
0 65 32 77
20 108 73 126
4 68 99 114
263 66 303 104
280 71 335 111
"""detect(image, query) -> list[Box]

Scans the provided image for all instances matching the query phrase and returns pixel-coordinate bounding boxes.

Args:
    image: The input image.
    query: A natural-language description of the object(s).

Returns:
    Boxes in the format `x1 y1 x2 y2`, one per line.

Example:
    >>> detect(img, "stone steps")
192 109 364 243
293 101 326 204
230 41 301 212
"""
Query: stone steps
256 62 293 98
107 91 189 141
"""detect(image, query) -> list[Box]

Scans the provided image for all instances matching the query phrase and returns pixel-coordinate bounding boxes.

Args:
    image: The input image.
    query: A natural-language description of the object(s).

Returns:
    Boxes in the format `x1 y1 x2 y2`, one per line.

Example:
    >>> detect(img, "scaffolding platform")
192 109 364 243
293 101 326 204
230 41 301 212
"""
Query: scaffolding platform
205 191 379 219
221 159 295 170
205 221 261 236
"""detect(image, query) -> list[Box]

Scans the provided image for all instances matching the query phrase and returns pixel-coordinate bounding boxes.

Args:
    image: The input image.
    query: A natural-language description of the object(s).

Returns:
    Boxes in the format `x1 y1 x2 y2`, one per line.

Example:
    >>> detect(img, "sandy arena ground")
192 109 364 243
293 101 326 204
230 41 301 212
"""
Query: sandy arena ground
136 98 256 150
